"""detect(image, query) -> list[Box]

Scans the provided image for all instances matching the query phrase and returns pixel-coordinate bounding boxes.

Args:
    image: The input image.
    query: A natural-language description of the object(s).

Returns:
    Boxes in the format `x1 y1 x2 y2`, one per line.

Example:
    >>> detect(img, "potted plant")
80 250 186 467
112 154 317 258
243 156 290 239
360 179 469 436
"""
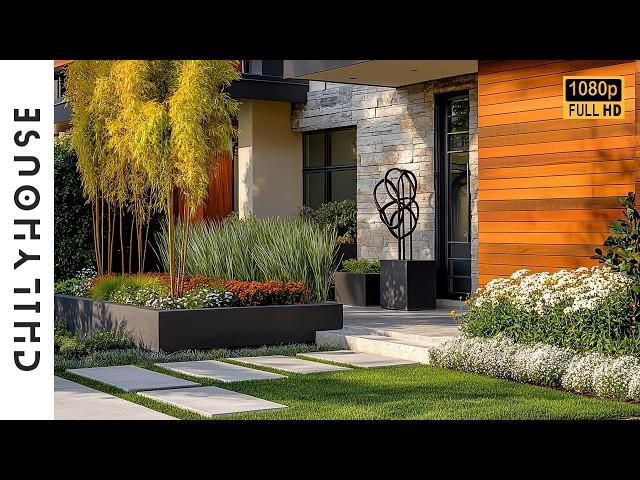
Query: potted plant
334 259 380 306
301 199 357 270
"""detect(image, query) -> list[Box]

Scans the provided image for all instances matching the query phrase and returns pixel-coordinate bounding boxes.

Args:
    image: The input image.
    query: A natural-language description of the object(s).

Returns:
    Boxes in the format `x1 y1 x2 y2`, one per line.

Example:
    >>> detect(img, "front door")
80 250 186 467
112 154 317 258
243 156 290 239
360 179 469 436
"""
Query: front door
436 92 471 299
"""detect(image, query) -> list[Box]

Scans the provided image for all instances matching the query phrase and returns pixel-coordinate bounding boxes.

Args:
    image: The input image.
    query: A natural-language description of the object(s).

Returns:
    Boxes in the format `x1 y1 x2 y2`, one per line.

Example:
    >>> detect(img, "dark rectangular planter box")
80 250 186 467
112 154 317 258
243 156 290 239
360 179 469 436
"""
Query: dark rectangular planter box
380 259 436 310
55 295 343 352
334 271 380 306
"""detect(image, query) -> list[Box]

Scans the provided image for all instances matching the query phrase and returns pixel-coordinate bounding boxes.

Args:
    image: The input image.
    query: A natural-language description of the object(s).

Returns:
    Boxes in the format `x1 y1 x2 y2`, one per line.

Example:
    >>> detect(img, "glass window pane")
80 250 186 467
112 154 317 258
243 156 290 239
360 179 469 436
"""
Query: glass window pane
304 133 325 168
448 115 469 133
449 277 471 296
449 153 469 243
449 242 471 259
448 133 469 151
449 259 471 277
304 172 324 209
330 169 356 202
448 97 469 117
330 128 357 166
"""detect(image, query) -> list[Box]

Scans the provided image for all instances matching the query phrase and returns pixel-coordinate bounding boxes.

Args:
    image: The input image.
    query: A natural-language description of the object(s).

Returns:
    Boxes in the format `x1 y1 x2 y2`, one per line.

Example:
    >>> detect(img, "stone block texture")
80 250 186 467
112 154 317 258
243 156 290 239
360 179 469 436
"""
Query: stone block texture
292 75 479 291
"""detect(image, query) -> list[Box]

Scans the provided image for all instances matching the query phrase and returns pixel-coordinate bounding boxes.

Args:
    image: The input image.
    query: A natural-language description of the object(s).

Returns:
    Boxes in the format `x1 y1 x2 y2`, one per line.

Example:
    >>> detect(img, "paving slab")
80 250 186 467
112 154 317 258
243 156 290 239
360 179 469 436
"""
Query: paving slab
55 376 175 420
156 360 286 382
66 365 200 392
139 386 288 417
233 355 351 373
299 350 417 368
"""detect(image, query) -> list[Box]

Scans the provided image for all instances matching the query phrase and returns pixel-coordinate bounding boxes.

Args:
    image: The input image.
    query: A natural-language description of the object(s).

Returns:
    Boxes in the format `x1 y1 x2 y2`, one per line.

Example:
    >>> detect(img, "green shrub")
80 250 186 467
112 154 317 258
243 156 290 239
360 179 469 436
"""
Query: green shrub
593 191 640 322
54 137 94 281
54 277 91 296
341 259 380 274
58 336 88 357
461 267 640 356
154 217 337 301
84 330 134 352
300 199 357 242
88 275 167 302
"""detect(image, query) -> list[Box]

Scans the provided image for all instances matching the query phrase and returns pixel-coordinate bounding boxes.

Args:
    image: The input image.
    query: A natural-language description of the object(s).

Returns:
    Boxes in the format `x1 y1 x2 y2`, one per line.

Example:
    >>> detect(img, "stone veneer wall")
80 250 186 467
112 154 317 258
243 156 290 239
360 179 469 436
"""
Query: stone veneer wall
291 75 479 291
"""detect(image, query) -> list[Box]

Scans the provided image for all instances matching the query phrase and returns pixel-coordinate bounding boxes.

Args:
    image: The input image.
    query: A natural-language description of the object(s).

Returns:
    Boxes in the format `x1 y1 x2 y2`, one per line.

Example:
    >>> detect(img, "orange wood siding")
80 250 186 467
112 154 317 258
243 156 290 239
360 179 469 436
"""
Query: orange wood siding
478 60 639 286
176 151 233 223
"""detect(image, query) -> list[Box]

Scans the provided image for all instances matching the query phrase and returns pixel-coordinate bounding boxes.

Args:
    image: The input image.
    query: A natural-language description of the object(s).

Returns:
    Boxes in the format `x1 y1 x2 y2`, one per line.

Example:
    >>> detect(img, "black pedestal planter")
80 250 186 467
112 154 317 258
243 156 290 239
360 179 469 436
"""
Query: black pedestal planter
334 271 380 306
380 259 436 310
55 295 343 352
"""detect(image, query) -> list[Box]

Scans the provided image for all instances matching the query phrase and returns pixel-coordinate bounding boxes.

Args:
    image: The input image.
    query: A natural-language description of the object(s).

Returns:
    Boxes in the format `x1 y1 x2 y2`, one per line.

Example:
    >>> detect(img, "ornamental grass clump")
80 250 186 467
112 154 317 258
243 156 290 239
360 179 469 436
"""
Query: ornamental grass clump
460 266 640 356
154 216 336 302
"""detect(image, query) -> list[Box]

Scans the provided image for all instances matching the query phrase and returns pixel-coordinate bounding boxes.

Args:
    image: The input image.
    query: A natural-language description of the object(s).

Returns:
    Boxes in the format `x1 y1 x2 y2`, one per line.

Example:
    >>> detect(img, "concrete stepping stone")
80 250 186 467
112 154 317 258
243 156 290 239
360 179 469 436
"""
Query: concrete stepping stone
233 355 351 373
299 350 417 368
66 365 200 392
55 376 175 420
139 386 288 417
156 360 286 382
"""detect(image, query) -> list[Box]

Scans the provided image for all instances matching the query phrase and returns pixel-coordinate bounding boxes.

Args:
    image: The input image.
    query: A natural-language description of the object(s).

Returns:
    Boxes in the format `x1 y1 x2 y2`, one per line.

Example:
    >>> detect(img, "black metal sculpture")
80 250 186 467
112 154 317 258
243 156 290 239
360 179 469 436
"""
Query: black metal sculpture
373 168 419 260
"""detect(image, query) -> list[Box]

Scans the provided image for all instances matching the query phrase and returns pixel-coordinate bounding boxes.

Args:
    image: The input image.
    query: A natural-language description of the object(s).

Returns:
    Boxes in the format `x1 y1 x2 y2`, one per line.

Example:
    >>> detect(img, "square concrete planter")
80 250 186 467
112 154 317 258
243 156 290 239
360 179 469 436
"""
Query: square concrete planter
380 259 436 310
55 295 343 352
334 271 380 306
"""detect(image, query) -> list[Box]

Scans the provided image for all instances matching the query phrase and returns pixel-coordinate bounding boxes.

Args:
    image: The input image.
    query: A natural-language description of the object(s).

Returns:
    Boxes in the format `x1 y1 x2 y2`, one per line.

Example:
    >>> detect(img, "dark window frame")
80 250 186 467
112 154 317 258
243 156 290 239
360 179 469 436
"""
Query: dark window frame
303 126 357 208
435 90 471 299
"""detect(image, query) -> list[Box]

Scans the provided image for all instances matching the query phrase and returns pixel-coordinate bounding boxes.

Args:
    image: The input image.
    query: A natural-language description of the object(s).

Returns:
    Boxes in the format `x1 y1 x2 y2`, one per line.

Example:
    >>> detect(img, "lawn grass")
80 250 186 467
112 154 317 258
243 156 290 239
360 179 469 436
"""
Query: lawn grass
56 359 640 420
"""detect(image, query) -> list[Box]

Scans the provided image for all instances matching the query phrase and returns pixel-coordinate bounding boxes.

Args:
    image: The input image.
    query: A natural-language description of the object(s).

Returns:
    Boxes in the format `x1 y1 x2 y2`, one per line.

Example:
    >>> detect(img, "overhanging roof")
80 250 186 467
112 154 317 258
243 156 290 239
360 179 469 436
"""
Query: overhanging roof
284 60 478 87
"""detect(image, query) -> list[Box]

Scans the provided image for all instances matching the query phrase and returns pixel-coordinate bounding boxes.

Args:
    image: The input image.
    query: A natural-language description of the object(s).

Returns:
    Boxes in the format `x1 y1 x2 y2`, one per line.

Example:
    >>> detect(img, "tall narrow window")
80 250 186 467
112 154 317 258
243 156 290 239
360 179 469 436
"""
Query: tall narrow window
437 93 471 298
303 127 357 208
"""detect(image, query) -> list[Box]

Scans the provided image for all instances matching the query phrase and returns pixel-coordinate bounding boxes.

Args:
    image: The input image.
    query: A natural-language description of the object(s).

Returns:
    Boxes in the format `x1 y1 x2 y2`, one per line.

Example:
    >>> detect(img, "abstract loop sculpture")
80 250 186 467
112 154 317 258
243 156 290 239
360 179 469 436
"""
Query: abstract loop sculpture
373 168 419 260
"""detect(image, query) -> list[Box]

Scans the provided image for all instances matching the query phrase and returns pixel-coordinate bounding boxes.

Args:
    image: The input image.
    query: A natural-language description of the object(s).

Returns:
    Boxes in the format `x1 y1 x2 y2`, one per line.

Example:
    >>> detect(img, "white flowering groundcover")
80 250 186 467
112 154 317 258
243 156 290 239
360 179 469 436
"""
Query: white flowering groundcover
460 266 640 357
430 336 640 402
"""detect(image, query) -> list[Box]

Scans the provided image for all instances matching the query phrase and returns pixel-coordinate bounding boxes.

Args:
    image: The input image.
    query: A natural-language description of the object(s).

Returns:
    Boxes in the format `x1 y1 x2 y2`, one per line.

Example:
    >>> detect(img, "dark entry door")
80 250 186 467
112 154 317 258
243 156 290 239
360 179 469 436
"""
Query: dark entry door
436 92 471 299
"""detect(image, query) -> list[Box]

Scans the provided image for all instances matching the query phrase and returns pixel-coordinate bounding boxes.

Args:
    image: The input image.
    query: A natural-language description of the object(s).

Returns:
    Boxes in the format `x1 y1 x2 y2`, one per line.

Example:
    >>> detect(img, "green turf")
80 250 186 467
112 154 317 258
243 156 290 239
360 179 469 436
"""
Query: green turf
56 360 640 420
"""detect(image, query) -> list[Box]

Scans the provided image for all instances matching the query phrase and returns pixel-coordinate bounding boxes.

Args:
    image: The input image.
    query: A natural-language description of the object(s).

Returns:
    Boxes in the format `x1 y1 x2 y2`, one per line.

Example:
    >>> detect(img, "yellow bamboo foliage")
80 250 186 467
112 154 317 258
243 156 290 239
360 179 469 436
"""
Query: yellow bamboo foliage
65 59 241 294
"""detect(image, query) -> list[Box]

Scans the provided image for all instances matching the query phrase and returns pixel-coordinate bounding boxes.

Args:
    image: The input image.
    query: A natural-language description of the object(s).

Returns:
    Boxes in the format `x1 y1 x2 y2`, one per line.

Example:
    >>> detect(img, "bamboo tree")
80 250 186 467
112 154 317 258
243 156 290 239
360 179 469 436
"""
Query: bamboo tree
66 60 239 294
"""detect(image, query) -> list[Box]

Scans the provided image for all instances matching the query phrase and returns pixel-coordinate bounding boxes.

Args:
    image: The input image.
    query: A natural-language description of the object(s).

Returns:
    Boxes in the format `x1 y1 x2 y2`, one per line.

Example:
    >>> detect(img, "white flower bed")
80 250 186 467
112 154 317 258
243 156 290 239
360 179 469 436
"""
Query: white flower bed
430 336 640 402
473 266 632 316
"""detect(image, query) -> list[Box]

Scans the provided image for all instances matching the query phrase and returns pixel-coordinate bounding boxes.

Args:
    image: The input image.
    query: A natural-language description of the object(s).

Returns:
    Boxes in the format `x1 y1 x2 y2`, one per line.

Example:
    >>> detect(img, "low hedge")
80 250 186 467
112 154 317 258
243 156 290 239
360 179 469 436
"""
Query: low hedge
431 336 640 402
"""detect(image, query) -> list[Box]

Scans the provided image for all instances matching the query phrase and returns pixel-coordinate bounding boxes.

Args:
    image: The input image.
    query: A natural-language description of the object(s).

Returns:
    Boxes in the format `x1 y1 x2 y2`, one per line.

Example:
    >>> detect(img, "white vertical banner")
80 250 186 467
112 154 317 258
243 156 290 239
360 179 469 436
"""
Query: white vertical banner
0 60 54 419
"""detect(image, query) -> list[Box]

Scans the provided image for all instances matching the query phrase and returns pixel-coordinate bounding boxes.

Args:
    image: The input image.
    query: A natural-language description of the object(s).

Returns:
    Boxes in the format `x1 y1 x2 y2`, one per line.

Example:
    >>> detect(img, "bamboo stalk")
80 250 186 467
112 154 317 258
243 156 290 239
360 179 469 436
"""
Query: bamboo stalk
128 212 135 274
119 205 125 274
167 194 175 298
142 216 150 274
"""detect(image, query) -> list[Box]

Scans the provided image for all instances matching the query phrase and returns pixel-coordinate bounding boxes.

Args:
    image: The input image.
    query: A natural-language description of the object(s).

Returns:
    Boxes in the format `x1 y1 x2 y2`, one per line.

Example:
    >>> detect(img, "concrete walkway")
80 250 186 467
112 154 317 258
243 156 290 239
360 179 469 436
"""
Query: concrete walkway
55 377 175 420
342 305 461 338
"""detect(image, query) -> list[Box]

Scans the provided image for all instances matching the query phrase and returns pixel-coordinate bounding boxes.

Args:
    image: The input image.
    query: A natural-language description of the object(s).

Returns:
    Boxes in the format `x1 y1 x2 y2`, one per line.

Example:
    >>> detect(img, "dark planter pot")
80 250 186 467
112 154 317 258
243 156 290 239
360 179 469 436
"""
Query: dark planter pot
331 242 357 271
334 271 380 306
55 295 343 352
380 259 436 310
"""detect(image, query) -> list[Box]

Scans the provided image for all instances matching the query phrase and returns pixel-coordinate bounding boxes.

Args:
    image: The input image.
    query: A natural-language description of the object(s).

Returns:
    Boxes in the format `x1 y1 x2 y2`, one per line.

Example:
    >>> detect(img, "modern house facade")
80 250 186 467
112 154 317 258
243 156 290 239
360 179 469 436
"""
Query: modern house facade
54 59 640 300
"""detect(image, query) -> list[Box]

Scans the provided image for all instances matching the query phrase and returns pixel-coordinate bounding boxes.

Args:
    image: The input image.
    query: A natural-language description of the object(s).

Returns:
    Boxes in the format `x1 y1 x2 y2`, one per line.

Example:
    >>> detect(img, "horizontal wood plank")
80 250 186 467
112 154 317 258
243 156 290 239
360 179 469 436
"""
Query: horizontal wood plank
479 185 632 201
479 172 631 190
478 196 625 212
479 221 611 234
478 208 621 222
479 148 636 170
479 160 636 180
479 232 609 245
479 123 635 149
478 243 600 256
